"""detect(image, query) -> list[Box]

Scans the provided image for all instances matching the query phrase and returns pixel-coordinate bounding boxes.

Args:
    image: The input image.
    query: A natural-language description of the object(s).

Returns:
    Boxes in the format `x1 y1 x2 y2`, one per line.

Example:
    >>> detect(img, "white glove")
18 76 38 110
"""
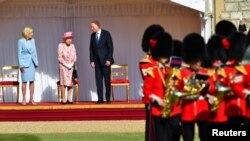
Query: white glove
68 63 74 68
172 89 182 97
206 94 216 105
243 89 250 97
150 94 164 106
65 63 73 69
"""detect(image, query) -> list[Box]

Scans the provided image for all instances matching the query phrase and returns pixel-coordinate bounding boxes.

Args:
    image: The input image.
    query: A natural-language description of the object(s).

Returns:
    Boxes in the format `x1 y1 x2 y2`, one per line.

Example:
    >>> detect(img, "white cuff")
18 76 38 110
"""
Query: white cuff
149 94 161 103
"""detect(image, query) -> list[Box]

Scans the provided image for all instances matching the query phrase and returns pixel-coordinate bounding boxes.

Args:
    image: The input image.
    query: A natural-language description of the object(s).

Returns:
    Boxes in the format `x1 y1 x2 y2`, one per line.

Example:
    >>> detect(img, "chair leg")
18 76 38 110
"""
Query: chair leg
57 84 61 103
126 85 130 103
74 84 79 104
17 86 19 103
2 87 4 103
111 86 114 101
0 87 2 103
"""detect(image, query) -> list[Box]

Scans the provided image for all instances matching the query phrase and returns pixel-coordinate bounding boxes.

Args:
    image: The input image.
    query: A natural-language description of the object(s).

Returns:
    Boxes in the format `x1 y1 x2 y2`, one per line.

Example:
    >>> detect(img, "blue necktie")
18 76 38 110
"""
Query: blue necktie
95 33 99 45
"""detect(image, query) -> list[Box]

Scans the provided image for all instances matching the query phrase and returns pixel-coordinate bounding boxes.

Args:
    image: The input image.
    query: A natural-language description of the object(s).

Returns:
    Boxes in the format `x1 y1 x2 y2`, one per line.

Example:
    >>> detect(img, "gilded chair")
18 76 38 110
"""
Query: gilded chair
57 80 79 103
0 66 20 103
110 64 130 102
57 66 79 103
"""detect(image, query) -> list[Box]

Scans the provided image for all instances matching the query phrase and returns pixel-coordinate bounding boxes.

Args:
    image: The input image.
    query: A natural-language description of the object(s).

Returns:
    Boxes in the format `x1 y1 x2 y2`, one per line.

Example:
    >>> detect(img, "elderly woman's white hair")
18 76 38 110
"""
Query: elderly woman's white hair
22 27 33 39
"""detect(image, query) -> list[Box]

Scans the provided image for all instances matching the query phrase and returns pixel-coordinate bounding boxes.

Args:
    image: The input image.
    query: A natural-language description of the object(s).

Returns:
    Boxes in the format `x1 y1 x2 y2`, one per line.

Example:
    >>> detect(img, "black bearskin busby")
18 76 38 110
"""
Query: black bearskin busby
150 31 173 60
246 30 250 47
141 24 165 53
182 33 205 64
173 39 183 57
215 20 237 37
226 32 247 62
206 35 228 64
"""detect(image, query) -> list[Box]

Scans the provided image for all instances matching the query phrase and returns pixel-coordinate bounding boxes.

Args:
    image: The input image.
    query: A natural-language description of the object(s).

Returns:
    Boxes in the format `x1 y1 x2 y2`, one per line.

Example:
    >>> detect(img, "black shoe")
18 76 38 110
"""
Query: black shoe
106 101 111 104
61 101 67 104
67 100 74 104
96 101 103 104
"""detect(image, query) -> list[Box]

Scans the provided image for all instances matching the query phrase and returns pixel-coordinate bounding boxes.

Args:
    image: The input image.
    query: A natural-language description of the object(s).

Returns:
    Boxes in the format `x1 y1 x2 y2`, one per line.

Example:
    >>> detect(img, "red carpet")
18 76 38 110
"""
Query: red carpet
0 101 145 121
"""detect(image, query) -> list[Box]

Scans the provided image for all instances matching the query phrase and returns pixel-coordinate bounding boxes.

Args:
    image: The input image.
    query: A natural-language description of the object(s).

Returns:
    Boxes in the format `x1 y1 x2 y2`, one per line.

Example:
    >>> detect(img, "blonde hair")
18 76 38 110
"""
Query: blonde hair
22 27 33 38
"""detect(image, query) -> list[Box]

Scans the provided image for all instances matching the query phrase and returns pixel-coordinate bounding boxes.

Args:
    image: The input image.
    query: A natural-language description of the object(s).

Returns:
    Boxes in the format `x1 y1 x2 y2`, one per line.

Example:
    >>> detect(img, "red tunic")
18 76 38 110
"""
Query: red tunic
143 64 180 117
207 69 227 122
243 64 250 118
221 64 247 117
139 55 157 104
177 67 210 122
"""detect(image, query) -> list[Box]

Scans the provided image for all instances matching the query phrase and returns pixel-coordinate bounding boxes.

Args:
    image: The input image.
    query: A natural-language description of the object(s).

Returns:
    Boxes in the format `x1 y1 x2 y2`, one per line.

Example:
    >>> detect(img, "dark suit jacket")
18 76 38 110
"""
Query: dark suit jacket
239 24 247 32
90 29 114 66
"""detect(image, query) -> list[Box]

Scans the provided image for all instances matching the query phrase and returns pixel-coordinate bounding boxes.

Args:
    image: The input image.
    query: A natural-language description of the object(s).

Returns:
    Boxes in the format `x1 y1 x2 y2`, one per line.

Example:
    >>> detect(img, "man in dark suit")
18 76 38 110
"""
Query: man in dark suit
89 20 114 104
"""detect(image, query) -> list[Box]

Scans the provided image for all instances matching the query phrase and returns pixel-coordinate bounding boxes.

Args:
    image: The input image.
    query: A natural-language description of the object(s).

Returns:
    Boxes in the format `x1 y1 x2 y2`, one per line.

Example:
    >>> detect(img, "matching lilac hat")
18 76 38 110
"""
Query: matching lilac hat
64 32 73 39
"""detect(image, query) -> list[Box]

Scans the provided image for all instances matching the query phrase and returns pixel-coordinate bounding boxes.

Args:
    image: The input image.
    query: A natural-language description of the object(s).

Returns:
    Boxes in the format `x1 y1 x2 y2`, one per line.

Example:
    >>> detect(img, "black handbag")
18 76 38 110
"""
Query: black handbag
72 65 78 80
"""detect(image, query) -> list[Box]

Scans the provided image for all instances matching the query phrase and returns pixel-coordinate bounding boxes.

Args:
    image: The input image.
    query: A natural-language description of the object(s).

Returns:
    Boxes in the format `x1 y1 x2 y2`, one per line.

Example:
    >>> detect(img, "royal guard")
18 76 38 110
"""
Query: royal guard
177 33 210 141
169 39 183 141
220 32 248 125
143 31 181 141
204 35 229 126
139 24 165 102
243 64 250 125
139 24 165 141
244 31 250 125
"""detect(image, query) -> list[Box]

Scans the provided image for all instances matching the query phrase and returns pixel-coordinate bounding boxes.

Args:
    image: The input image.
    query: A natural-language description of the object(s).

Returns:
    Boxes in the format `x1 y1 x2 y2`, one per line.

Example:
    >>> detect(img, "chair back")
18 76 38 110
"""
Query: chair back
111 64 129 80
2 66 19 81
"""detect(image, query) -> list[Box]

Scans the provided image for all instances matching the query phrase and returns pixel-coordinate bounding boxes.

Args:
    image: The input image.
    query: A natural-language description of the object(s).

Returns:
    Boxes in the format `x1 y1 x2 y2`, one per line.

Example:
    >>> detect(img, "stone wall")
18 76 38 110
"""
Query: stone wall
219 0 250 32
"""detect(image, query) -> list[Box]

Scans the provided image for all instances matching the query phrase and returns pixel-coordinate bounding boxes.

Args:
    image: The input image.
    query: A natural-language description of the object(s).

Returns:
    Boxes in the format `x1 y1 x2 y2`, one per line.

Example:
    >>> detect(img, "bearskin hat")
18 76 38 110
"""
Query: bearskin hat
182 33 205 64
141 24 165 53
173 39 183 57
226 32 247 62
215 20 237 37
246 30 250 47
206 35 228 63
150 31 173 60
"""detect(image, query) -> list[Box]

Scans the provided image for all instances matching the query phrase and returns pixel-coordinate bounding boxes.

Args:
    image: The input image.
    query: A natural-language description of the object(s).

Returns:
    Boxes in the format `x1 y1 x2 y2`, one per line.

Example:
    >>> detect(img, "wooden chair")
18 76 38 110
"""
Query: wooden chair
57 79 79 104
0 66 20 103
110 64 130 102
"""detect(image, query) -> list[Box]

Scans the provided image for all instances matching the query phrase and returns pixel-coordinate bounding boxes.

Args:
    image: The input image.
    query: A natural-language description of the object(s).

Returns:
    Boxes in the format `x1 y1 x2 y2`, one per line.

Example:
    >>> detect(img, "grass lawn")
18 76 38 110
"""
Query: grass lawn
0 120 201 141
0 132 144 141
0 132 201 141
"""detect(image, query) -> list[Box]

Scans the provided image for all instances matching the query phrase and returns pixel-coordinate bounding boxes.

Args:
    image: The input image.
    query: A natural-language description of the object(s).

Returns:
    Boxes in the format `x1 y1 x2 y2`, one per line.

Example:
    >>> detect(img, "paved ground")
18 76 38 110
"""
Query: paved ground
0 120 145 133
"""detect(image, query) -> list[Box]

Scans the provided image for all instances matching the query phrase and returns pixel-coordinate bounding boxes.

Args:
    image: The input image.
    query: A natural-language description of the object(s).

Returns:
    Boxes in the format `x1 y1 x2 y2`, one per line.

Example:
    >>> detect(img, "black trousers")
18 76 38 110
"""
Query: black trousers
181 121 208 141
227 116 247 125
247 118 250 125
150 115 181 141
95 65 111 102
145 104 151 141
172 114 182 141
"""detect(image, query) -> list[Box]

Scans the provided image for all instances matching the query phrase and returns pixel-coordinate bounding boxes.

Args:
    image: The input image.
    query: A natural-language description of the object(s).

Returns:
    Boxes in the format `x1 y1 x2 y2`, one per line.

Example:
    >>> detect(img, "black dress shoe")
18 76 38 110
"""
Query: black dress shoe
96 101 103 104
106 100 111 104
61 101 67 104
67 100 74 104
